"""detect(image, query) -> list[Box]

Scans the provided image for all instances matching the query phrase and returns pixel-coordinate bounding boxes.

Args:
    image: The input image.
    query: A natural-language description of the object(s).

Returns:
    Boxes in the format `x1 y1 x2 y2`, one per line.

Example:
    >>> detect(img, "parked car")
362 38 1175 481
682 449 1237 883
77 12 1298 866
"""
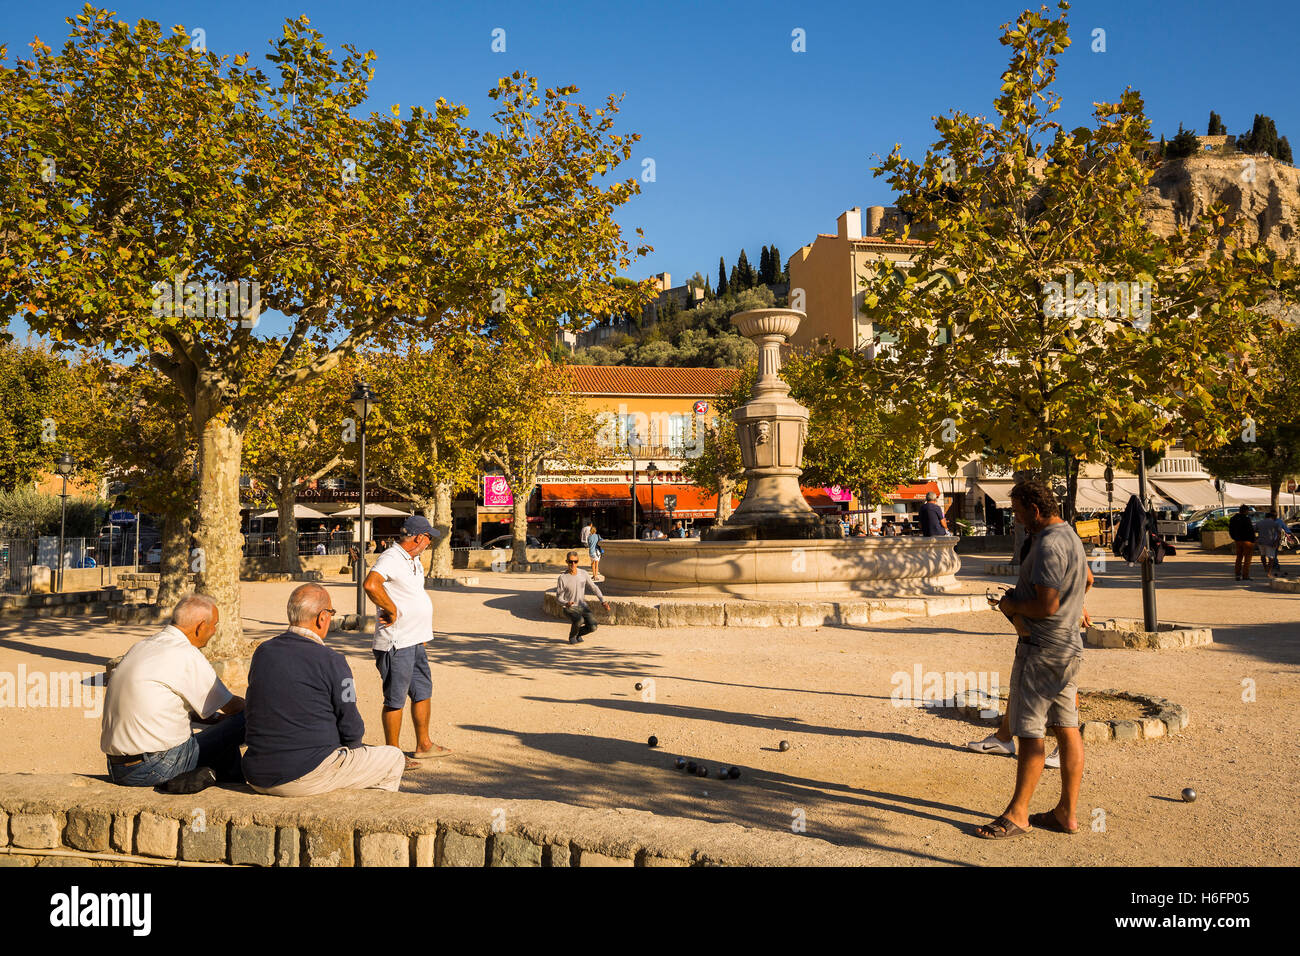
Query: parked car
483 534 542 550
145 544 162 565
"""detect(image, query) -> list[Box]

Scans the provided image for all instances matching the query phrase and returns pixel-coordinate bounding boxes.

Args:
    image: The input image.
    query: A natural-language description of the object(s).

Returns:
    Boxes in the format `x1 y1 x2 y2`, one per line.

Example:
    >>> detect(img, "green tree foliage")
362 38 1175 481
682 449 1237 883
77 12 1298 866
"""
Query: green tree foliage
717 256 729 297
1164 123 1201 159
759 246 771 284
1201 321 1300 510
769 244 784 283
0 342 84 490
681 366 752 520
0 9 647 651
1237 113 1291 161
734 248 757 289
781 350 921 504
831 3 1298 495
0 488 105 538
364 337 498 577
1207 111 1226 136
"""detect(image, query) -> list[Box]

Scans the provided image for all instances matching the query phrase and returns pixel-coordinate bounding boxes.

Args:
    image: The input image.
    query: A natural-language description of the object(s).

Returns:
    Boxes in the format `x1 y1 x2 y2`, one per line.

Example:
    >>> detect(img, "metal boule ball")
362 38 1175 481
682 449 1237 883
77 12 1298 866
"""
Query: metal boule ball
1182 787 1197 803
675 757 687 770
727 766 741 779
716 767 728 779
686 761 697 774
648 735 658 748
778 740 790 752
635 682 643 691
695 764 708 777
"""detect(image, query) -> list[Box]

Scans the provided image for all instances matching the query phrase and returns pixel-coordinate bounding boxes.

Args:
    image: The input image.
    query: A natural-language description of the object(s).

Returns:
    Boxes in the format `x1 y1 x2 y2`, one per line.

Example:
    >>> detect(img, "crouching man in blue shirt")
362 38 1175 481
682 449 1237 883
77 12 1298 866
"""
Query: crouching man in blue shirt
243 583 405 796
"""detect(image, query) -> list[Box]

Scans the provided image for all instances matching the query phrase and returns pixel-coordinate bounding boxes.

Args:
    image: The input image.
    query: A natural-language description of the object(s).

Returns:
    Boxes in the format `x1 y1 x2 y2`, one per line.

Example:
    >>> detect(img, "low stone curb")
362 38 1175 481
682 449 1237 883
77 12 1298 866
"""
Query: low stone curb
949 688 1189 743
541 590 981 628
1085 618 1213 650
427 577 480 589
0 590 106 619
329 613 377 634
1270 577 1300 593
0 774 878 867
242 571 325 583
983 563 1018 576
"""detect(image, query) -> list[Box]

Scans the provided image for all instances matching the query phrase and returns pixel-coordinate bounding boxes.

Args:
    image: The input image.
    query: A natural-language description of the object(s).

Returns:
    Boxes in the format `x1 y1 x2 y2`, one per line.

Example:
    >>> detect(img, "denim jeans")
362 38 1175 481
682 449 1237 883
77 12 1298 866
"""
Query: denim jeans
107 712 246 787
563 605 596 642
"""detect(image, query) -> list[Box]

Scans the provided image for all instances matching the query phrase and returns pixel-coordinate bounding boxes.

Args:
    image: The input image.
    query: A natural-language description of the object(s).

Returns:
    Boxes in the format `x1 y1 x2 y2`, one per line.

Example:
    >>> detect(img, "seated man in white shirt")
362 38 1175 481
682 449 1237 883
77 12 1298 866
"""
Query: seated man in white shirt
100 593 245 793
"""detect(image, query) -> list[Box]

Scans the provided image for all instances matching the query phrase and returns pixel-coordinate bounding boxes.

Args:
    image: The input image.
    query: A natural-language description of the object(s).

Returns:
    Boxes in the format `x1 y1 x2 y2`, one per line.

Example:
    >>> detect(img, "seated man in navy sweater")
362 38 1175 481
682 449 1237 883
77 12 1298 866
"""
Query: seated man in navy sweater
243 584 405 797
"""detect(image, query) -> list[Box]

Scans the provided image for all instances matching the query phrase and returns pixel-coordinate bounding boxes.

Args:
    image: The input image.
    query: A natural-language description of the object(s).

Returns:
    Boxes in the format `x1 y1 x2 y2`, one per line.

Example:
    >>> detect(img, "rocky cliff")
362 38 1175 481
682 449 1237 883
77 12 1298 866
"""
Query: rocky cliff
1143 153 1300 257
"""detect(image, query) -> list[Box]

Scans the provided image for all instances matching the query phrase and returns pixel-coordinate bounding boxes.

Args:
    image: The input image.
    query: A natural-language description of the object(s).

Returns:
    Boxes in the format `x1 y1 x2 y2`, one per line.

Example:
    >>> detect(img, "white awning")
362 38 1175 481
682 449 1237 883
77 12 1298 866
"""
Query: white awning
1153 479 1222 509
1221 482 1274 507
332 503 412 518
974 480 1015 508
253 504 328 520
1074 477 1172 512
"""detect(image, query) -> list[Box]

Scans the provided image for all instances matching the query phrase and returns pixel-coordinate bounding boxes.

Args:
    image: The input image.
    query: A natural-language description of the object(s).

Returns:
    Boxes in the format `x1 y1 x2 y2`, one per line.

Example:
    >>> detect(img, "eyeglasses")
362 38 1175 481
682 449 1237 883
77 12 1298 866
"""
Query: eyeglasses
567 560 579 565
322 608 337 617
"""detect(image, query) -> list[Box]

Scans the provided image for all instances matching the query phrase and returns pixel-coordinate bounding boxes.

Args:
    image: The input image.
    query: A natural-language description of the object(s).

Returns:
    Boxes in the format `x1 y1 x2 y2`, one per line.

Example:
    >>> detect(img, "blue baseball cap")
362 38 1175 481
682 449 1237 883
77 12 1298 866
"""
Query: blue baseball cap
401 515 441 539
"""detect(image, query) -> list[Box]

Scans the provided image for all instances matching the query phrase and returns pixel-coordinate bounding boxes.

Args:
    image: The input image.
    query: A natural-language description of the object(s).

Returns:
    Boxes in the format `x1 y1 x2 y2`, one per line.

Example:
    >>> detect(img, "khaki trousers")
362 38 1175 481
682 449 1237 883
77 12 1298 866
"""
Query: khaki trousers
251 745 405 797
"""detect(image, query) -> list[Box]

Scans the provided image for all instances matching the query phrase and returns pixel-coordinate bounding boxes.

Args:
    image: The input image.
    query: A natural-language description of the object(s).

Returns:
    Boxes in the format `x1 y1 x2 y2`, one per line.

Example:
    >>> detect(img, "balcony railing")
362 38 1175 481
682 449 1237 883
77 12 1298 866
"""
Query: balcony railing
597 442 700 461
1149 455 1207 477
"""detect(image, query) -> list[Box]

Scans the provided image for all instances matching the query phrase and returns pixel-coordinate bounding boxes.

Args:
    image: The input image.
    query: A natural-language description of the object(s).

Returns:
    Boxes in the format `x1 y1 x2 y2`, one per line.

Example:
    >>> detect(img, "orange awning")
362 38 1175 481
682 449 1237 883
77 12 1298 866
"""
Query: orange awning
541 484 633 508
636 484 732 517
890 481 940 501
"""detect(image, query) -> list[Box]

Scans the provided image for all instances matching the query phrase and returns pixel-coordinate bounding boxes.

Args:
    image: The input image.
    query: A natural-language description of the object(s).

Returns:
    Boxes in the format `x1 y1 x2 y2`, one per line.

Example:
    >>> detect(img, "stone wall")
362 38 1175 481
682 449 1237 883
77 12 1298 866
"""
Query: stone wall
0 774 875 867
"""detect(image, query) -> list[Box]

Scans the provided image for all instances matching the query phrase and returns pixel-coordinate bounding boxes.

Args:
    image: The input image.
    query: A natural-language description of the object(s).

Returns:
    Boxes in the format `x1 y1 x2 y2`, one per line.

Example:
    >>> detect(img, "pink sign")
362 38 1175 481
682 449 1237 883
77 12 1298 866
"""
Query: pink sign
824 485 852 503
484 476 513 507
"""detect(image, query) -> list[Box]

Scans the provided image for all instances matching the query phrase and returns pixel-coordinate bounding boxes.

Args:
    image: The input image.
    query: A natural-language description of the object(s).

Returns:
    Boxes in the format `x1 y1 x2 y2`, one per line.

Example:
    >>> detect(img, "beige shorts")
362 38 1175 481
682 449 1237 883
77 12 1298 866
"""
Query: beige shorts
1007 641 1081 739
249 744 405 797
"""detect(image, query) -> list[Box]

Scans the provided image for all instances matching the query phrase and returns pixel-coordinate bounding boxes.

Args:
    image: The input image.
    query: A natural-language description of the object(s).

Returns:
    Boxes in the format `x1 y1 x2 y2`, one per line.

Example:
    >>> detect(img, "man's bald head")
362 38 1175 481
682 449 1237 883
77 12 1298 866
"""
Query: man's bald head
170 594 219 647
287 583 332 628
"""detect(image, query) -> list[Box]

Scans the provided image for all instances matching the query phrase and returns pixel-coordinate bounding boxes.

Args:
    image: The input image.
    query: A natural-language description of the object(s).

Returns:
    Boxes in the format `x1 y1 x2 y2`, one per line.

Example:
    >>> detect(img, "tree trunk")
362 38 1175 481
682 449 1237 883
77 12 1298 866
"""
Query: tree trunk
716 475 736 522
156 510 191 610
429 481 454 578
194 413 245 658
1271 476 1282 514
276 484 302 574
1063 456 1079 523
510 486 530 571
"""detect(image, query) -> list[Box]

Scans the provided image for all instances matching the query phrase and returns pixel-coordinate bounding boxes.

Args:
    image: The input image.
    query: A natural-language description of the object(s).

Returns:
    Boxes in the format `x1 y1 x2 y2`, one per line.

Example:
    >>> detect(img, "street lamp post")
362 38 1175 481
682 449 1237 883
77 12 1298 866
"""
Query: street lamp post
627 430 641 540
352 380 378 617
646 461 659 534
55 452 75 593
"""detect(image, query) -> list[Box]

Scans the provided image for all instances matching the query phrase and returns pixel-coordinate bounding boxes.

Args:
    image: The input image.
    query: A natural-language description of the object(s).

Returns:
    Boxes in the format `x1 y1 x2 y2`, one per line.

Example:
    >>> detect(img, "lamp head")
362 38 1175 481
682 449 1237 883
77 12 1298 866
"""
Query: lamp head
56 452 76 477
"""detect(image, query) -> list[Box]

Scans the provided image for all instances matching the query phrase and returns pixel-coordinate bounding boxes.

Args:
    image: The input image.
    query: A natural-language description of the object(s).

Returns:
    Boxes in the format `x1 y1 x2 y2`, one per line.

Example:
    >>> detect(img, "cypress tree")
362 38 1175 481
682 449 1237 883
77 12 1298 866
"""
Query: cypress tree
718 256 728 297
759 246 771 285
770 244 783 282
1279 136 1293 166
729 263 740 291
736 249 755 289
1208 110 1225 136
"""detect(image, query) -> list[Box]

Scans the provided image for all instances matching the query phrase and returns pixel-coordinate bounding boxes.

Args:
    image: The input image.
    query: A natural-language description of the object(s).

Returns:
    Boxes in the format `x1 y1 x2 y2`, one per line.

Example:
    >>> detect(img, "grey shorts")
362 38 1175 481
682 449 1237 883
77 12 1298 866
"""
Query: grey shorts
1007 641 1081 738
373 643 432 708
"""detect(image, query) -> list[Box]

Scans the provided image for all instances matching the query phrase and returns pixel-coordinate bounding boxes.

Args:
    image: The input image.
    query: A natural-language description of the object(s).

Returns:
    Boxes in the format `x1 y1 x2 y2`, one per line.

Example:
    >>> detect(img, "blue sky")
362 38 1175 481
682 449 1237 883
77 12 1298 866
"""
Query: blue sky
4 0 1299 338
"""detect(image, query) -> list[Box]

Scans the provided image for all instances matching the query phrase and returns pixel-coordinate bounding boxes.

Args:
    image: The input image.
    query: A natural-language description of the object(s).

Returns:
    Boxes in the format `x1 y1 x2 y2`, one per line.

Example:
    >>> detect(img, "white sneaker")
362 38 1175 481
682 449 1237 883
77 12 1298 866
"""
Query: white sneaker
1044 746 1061 769
967 734 1015 755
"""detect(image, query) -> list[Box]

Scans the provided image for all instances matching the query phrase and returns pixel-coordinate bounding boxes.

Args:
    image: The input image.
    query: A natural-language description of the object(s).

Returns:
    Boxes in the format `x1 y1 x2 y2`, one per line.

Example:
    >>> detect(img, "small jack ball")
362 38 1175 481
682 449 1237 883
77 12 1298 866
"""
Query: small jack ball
778 740 790 752
635 682 643 691
727 767 741 780
648 735 658 748
1182 788 1197 803
675 757 687 770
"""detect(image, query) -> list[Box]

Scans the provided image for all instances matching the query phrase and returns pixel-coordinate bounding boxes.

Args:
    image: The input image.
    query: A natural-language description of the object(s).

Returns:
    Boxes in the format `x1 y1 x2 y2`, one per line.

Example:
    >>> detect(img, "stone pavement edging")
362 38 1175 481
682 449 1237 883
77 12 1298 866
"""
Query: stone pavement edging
541 590 981 628
0 774 878 867
1084 618 1214 650
950 688 1190 743
1270 577 1300 593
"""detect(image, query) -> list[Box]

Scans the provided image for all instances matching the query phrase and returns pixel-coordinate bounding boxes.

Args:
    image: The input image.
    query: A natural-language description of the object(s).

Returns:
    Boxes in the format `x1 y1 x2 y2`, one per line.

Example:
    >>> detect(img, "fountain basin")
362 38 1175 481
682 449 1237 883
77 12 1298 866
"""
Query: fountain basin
599 537 960 599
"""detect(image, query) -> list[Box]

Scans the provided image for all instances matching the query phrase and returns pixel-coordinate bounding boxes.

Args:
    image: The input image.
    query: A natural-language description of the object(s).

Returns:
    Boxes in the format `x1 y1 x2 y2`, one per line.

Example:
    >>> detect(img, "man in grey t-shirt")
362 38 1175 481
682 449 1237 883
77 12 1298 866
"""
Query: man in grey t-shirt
976 480 1089 840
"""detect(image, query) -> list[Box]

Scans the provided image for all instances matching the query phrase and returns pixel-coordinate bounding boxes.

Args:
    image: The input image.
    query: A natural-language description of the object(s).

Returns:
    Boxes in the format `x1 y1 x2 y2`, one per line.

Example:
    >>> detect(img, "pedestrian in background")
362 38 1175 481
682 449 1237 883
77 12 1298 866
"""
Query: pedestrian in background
588 525 604 581
1229 505 1256 581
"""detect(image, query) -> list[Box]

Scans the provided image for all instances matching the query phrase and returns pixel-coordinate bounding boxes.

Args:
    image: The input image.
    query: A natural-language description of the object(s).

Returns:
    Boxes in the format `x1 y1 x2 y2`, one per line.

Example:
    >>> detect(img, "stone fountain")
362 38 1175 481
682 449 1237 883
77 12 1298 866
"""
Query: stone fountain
597 308 961 600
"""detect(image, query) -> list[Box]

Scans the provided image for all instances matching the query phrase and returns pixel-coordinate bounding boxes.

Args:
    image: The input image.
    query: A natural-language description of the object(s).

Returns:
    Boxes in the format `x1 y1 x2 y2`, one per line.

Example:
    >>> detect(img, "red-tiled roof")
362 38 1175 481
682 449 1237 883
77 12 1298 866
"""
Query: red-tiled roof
561 365 742 397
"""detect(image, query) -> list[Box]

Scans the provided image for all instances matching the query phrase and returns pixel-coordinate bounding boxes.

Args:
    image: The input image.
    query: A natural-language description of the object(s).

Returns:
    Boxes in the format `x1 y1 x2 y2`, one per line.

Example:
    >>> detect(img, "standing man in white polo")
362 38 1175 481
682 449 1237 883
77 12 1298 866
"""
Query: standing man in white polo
364 515 450 766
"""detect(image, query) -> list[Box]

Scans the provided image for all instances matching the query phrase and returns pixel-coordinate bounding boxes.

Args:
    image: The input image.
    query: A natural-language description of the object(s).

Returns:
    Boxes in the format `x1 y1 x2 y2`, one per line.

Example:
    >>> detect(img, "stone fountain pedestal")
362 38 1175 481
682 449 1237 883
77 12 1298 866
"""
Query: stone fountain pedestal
597 307 959 612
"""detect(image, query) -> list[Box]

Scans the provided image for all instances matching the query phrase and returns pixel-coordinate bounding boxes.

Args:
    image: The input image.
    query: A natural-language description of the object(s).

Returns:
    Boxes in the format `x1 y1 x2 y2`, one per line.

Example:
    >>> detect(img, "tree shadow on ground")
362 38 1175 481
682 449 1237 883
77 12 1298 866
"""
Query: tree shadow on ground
520 695 958 751
403 723 979 862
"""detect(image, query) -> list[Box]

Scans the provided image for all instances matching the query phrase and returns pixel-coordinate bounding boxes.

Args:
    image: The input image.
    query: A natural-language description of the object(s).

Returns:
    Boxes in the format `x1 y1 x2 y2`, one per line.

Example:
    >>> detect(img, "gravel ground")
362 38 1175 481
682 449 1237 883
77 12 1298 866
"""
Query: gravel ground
1 549 1295 866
